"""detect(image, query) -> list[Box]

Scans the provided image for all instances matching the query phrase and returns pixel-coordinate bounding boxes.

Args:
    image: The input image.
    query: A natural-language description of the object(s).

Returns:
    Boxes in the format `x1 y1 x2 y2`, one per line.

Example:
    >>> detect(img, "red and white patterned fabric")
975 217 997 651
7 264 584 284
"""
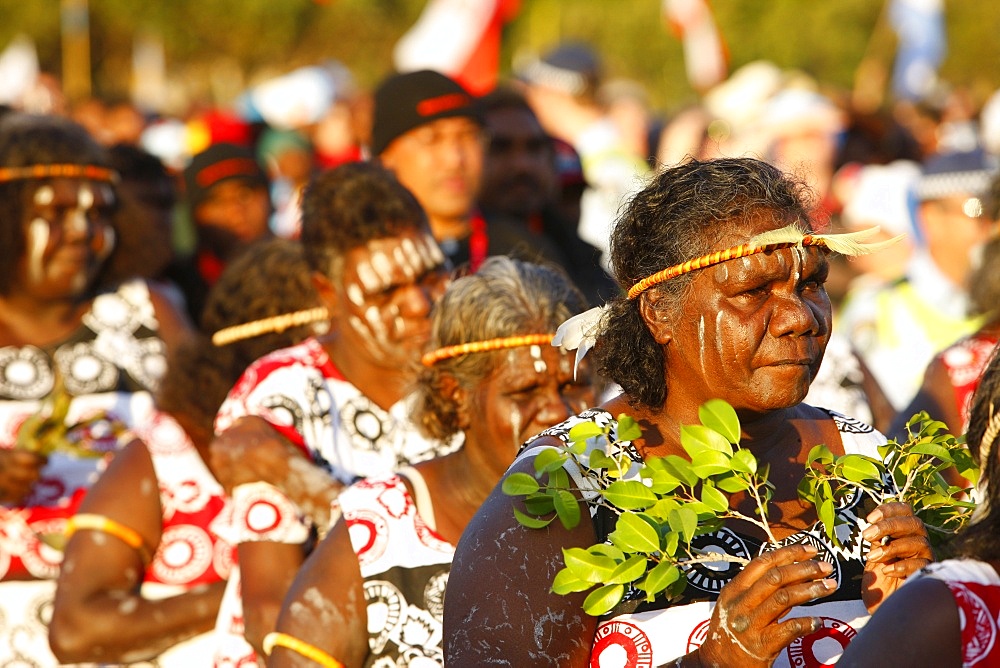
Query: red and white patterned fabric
211 339 457 665
338 474 453 667
918 559 1000 667
0 279 167 665
939 333 999 432
521 407 887 668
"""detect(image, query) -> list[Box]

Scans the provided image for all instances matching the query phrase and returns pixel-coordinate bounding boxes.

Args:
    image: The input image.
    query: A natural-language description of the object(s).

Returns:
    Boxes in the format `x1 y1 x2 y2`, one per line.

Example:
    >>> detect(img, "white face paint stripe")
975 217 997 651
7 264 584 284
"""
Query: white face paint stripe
530 344 547 373
78 185 94 210
370 251 394 285
33 185 54 206
27 218 49 284
346 283 366 307
355 261 382 293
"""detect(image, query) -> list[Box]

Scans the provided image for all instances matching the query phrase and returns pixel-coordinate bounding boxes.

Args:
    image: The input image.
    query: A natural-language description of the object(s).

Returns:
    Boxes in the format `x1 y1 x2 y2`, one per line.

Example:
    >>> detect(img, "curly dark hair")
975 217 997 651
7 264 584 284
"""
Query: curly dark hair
299 161 428 278
944 347 1000 560
155 238 322 434
0 113 112 296
412 256 587 442
593 157 814 409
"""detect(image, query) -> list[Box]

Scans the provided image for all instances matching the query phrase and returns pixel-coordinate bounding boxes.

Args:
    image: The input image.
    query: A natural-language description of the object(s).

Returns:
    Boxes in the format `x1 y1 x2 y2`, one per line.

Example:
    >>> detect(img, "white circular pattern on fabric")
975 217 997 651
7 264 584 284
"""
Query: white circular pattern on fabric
950 582 997 665
86 290 139 332
129 337 167 390
785 617 858 668
591 620 654 668
245 501 282 533
364 580 404 655
153 525 214 585
0 346 53 399
56 342 119 394
144 412 192 456
423 570 449 620
21 519 65 579
346 509 390 566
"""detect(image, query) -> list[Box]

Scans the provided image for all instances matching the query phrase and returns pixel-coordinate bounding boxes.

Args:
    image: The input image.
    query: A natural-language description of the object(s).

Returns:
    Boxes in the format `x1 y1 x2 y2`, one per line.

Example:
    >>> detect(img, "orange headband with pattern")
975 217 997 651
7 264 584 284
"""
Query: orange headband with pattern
0 164 118 184
626 224 903 299
421 333 554 367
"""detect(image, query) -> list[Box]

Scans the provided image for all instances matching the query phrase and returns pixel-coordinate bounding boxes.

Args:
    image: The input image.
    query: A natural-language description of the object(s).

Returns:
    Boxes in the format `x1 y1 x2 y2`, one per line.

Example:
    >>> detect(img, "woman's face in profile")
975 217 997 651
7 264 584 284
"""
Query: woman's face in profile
662 215 833 414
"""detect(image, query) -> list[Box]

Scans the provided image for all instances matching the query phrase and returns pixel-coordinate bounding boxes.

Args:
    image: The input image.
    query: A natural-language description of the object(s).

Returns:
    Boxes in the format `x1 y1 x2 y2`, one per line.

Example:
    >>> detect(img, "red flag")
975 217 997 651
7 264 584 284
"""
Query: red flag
393 0 520 96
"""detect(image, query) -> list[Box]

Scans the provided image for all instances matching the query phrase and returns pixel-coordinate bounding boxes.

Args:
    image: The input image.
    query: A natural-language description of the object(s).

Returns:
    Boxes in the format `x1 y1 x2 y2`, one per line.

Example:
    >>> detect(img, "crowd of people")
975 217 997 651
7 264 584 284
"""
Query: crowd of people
0 35 999 668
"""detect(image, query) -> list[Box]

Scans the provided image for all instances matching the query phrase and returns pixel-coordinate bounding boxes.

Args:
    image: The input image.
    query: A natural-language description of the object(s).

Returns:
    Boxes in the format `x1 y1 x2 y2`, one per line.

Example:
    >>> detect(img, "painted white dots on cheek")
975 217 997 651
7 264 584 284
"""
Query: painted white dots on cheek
66 185 94 235
33 185 55 206
27 218 50 284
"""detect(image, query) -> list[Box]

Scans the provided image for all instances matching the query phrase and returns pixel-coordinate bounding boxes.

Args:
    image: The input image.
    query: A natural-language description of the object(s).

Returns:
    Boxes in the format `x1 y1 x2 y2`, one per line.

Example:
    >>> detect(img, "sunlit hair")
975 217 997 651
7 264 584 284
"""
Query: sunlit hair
156 239 321 435
299 161 428 279
0 113 112 296
413 256 587 442
946 347 1000 560
594 156 815 409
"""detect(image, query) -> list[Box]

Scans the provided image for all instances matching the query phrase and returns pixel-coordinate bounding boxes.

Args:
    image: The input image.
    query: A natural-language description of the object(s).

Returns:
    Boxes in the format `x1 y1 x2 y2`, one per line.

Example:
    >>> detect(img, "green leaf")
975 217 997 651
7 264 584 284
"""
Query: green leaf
502 472 540 496
607 555 649 584
640 560 681 597
552 568 595 594
534 447 569 473
547 467 570 490
588 450 618 472
589 544 625 561
554 489 582 529
700 482 730 513
689 449 732 478
568 420 604 443
523 493 555 516
668 506 698 544
731 449 758 475
698 399 741 443
681 424 735 458
839 454 882 484
582 583 625 616
657 455 700 487
616 414 643 442
563 547 618 581
818 496 837 542
807 443 835 465
603 480 658 509
513 507 554 529
908 442 951 461
715 472 750 493
609 512 662 554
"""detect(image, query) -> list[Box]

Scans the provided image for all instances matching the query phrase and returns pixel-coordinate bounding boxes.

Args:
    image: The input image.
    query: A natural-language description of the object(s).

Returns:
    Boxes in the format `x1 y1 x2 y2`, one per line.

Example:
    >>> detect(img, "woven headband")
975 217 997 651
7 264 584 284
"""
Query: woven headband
421 333 554 367
627 224 904 299
0 164 118 184
212 307 329 347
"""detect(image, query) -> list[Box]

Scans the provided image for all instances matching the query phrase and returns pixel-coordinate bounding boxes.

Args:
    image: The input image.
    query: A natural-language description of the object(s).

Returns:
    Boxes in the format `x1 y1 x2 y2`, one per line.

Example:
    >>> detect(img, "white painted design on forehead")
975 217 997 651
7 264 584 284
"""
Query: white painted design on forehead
346 283 365 307
393 245 416 279
27 218 49 284
530 344 547 374
78 185 94 210
370 251 394 286
33 185 54 206
698 315 707 374
401 237 425 271
355 261 381 293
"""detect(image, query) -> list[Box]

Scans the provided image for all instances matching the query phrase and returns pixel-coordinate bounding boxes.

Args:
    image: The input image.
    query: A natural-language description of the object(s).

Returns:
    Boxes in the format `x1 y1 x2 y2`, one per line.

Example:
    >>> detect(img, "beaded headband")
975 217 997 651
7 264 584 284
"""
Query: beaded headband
0 164 119 184
212 307 329 347
626 224 904 299
421 333 554 367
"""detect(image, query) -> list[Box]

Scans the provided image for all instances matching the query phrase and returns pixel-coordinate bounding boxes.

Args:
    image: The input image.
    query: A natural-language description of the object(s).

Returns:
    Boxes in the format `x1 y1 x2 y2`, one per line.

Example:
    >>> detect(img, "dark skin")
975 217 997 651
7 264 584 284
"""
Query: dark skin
269 345 595 666
0 177 191 509
48 417 225 663
210 228 450 653
444 214 932 667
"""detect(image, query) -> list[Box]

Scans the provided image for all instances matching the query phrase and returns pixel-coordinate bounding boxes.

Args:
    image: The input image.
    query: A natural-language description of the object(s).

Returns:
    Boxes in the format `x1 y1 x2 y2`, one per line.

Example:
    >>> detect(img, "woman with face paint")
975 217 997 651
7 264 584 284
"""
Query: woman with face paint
444 158 933 668
0 113 192 664
209 162 461 664
263 255 596 667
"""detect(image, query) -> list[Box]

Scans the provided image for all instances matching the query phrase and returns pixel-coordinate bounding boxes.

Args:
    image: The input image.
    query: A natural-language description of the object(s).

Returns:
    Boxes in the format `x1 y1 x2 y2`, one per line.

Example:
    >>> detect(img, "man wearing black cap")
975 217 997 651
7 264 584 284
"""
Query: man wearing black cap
175 142 273 324
370 69 489 269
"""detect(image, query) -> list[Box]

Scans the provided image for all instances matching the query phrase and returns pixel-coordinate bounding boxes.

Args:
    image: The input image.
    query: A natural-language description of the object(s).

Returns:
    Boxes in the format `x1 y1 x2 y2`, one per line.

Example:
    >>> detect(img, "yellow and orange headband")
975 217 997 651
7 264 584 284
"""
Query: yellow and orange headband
0 163 119 184
626 224 903 299
421 333 554 367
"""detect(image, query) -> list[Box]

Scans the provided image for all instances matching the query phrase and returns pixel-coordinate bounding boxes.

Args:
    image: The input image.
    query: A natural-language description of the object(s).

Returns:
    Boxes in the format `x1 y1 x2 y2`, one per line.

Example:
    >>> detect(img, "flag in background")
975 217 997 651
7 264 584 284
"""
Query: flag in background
889 0 946 101
393 0 520 96
662 0 728 92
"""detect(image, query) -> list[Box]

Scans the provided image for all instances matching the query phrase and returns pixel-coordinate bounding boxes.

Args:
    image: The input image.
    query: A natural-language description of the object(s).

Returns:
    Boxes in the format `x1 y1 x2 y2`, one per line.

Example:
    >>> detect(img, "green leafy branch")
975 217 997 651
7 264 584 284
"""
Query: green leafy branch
799 411 978 547
503 399 777 616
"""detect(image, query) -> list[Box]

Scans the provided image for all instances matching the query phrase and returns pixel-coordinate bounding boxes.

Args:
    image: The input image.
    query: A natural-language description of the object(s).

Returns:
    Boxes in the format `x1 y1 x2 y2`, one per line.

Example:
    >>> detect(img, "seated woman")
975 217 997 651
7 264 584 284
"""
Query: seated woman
838 347 1000 667
444 157 932 667
48 239 324 664
264 256 596 667
0 112 191 664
